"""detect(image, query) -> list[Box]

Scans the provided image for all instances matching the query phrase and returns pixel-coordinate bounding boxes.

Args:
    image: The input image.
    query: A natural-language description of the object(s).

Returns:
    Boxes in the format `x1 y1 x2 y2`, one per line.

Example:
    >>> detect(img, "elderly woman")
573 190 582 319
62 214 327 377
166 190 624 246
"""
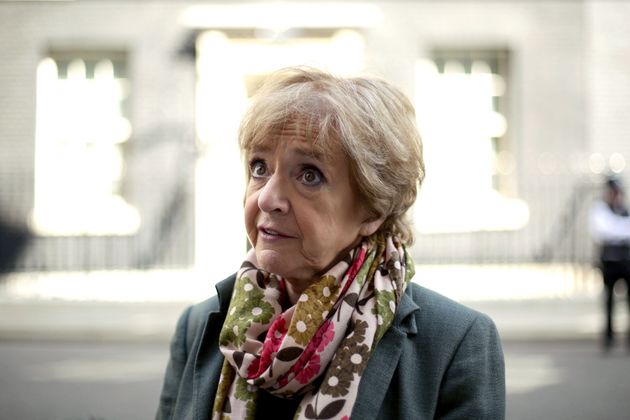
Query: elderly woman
157 67 505 420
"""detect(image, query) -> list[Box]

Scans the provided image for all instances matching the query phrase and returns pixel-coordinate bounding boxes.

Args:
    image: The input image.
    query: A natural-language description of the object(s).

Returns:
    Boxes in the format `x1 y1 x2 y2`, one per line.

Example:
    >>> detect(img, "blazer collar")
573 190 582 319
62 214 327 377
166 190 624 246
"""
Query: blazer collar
393 284 420 333
351 284 420 420
216 275 236 312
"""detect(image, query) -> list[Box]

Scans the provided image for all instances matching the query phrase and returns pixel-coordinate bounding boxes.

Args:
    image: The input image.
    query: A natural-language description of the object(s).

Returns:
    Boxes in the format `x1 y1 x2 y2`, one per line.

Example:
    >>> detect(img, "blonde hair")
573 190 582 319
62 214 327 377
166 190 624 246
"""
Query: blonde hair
239 67 425 244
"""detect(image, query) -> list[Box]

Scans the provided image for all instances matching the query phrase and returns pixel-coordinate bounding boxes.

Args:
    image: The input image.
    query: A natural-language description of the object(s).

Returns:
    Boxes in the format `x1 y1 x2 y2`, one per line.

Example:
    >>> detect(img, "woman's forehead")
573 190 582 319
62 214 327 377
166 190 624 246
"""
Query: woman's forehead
246 118 339 160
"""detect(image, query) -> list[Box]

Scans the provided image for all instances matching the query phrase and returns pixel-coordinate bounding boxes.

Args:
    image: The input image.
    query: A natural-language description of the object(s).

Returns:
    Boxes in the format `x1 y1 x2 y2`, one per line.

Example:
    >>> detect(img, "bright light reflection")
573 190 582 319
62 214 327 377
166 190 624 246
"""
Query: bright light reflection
417 264 599 301
609 152 626 173
588 153 606 174
414 58 528 233
33 57 139 236
494 150 515 175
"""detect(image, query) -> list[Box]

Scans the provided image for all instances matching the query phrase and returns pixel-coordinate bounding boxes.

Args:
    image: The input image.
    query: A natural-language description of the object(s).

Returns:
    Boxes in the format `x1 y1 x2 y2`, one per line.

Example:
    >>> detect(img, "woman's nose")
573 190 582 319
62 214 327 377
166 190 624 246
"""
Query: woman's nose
257 173 290 214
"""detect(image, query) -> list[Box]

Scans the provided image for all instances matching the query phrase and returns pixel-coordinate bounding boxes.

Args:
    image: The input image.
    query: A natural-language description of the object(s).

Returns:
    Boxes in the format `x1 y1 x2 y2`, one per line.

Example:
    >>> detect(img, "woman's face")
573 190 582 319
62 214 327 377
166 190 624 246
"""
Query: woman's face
244 122 379 284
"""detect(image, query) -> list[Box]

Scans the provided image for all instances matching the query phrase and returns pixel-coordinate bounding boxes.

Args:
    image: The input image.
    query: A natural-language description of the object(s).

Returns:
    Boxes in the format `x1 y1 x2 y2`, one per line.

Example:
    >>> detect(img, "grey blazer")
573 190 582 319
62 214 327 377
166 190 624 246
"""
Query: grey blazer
157 275 505 420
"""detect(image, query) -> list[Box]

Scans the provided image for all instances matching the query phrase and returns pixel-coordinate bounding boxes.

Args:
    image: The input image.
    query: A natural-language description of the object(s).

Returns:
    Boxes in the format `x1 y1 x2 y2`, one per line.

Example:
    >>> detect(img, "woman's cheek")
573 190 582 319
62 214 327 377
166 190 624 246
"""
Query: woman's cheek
244 196 259 245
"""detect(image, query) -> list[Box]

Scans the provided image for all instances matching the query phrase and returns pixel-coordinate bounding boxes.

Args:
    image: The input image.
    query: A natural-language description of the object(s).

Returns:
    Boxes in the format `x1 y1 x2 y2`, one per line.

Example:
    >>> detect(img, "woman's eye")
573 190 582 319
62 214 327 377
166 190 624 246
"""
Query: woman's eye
250 160 267 178
300 168 324 186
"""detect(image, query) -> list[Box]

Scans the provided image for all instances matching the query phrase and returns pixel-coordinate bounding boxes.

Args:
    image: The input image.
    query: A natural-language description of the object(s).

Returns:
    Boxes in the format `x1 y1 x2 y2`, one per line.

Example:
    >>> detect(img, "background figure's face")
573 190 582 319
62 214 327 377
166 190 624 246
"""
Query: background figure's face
244 121 374 284
605 186 624 208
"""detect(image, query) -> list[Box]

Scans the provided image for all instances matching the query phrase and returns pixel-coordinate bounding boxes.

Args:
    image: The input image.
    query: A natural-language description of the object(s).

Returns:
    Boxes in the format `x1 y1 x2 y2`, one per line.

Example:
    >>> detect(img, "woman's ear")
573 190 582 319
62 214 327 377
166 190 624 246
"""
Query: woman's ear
359 215 385 237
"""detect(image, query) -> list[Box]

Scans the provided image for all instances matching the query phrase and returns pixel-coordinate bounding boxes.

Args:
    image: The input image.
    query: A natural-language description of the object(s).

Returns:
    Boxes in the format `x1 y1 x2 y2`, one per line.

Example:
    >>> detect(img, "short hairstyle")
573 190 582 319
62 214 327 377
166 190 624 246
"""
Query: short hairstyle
239 67 425 244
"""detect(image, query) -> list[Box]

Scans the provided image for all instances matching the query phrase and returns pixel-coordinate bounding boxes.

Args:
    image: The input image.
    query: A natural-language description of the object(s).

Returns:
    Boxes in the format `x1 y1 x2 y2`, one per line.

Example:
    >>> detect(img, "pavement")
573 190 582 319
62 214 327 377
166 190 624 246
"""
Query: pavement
0 299 190 343
0 294 610 343
0 266 619 343
2 268 628 420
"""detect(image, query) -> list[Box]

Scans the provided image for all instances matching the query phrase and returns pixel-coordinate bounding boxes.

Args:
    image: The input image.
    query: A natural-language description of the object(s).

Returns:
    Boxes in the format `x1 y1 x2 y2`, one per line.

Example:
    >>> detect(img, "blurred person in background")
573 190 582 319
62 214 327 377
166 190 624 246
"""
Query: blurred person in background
156 67 505 420
0 211 30 275
589 175 630 351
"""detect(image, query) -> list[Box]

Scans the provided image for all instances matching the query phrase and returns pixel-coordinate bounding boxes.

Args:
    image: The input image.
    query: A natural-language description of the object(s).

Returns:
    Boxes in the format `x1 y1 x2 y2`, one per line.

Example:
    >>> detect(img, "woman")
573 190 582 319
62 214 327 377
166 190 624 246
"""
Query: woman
157 67 505 420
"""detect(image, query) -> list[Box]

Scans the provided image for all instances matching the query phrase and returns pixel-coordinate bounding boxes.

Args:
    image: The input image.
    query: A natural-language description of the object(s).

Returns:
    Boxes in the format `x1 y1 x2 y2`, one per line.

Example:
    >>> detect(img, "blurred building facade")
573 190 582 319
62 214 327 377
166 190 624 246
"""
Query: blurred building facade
1 1 629 277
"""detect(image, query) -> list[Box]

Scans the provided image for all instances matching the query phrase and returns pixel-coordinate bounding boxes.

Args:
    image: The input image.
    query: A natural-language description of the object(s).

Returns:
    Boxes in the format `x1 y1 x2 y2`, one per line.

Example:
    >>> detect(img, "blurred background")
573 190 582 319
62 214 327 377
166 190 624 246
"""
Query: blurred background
1 1 630 419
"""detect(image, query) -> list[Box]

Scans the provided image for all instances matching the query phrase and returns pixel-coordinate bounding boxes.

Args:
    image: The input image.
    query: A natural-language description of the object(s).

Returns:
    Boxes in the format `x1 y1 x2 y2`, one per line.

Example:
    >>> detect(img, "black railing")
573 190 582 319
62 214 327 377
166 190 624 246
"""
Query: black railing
536 180 599 264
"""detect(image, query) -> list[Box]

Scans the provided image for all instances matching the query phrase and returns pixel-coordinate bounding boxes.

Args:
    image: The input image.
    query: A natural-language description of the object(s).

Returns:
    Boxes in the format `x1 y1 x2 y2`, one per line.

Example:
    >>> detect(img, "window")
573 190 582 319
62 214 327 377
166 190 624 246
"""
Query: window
414 48 528 233
33 50 140 235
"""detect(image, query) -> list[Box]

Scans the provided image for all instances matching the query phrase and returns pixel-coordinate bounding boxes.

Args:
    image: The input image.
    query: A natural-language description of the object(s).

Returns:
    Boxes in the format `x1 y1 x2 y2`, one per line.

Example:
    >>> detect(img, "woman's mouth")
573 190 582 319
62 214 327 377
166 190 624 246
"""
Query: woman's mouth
259 226 292 239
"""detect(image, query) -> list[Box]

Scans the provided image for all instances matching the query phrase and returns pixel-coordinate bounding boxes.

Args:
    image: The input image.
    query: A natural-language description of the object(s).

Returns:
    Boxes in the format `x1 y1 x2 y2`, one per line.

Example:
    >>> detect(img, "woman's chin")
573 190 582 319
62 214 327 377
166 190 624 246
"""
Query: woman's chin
255 249 317 284
255 249 287 275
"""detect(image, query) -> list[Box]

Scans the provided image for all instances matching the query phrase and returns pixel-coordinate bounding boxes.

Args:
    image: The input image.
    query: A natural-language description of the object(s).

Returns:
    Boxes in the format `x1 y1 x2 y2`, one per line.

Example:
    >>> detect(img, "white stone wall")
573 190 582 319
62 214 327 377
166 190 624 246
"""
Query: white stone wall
586 0 630 173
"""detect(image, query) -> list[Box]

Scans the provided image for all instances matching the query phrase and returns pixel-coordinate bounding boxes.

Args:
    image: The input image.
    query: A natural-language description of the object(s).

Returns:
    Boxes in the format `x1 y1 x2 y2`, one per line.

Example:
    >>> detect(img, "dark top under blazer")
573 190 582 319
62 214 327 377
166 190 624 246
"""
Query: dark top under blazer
156 274 506 420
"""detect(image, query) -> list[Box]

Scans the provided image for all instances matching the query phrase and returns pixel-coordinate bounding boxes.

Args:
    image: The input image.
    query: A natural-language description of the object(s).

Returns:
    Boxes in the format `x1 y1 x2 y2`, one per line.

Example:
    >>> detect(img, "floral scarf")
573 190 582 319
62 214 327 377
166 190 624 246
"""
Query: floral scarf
212 234 414 420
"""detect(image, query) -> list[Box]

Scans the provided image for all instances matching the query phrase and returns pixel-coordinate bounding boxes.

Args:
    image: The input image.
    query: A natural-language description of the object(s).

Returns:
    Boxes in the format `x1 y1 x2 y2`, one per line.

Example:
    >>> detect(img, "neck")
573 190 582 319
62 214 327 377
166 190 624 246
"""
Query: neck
282 237 367 305
284 278 312 305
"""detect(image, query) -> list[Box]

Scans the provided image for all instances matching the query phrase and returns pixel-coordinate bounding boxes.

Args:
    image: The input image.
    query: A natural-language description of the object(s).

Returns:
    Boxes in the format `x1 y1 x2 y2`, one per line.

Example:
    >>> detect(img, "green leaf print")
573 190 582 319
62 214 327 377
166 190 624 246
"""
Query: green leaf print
235 376 255 401
373 289 396 344
220 276 275 347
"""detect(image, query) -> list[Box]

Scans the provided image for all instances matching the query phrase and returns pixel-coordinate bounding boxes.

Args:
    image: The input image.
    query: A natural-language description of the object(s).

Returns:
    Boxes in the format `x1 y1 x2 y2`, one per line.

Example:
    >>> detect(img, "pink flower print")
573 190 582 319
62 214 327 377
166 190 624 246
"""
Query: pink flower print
267 317 287 350
300 319 330 360
295 354 321 385
250 317 288 378
317 321 335 353
301 321 333 357
246 357 261 379
256 346 273 378
346 247 367 282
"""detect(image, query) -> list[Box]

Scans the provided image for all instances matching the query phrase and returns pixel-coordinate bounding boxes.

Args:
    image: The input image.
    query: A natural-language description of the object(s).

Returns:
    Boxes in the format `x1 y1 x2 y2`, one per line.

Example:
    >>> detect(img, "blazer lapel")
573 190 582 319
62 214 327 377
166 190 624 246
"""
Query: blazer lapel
352 290 420 420
192 276 235 420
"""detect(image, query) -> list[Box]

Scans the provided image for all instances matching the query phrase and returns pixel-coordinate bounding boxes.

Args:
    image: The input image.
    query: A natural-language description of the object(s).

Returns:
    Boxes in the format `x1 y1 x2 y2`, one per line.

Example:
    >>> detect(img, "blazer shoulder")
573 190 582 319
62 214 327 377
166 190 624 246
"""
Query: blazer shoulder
407 282 498 338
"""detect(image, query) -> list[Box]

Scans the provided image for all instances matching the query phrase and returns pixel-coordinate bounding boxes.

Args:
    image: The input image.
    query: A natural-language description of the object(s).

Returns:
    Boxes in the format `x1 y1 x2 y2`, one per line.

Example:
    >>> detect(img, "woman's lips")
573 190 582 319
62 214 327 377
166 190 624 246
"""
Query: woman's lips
258 226 293 240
